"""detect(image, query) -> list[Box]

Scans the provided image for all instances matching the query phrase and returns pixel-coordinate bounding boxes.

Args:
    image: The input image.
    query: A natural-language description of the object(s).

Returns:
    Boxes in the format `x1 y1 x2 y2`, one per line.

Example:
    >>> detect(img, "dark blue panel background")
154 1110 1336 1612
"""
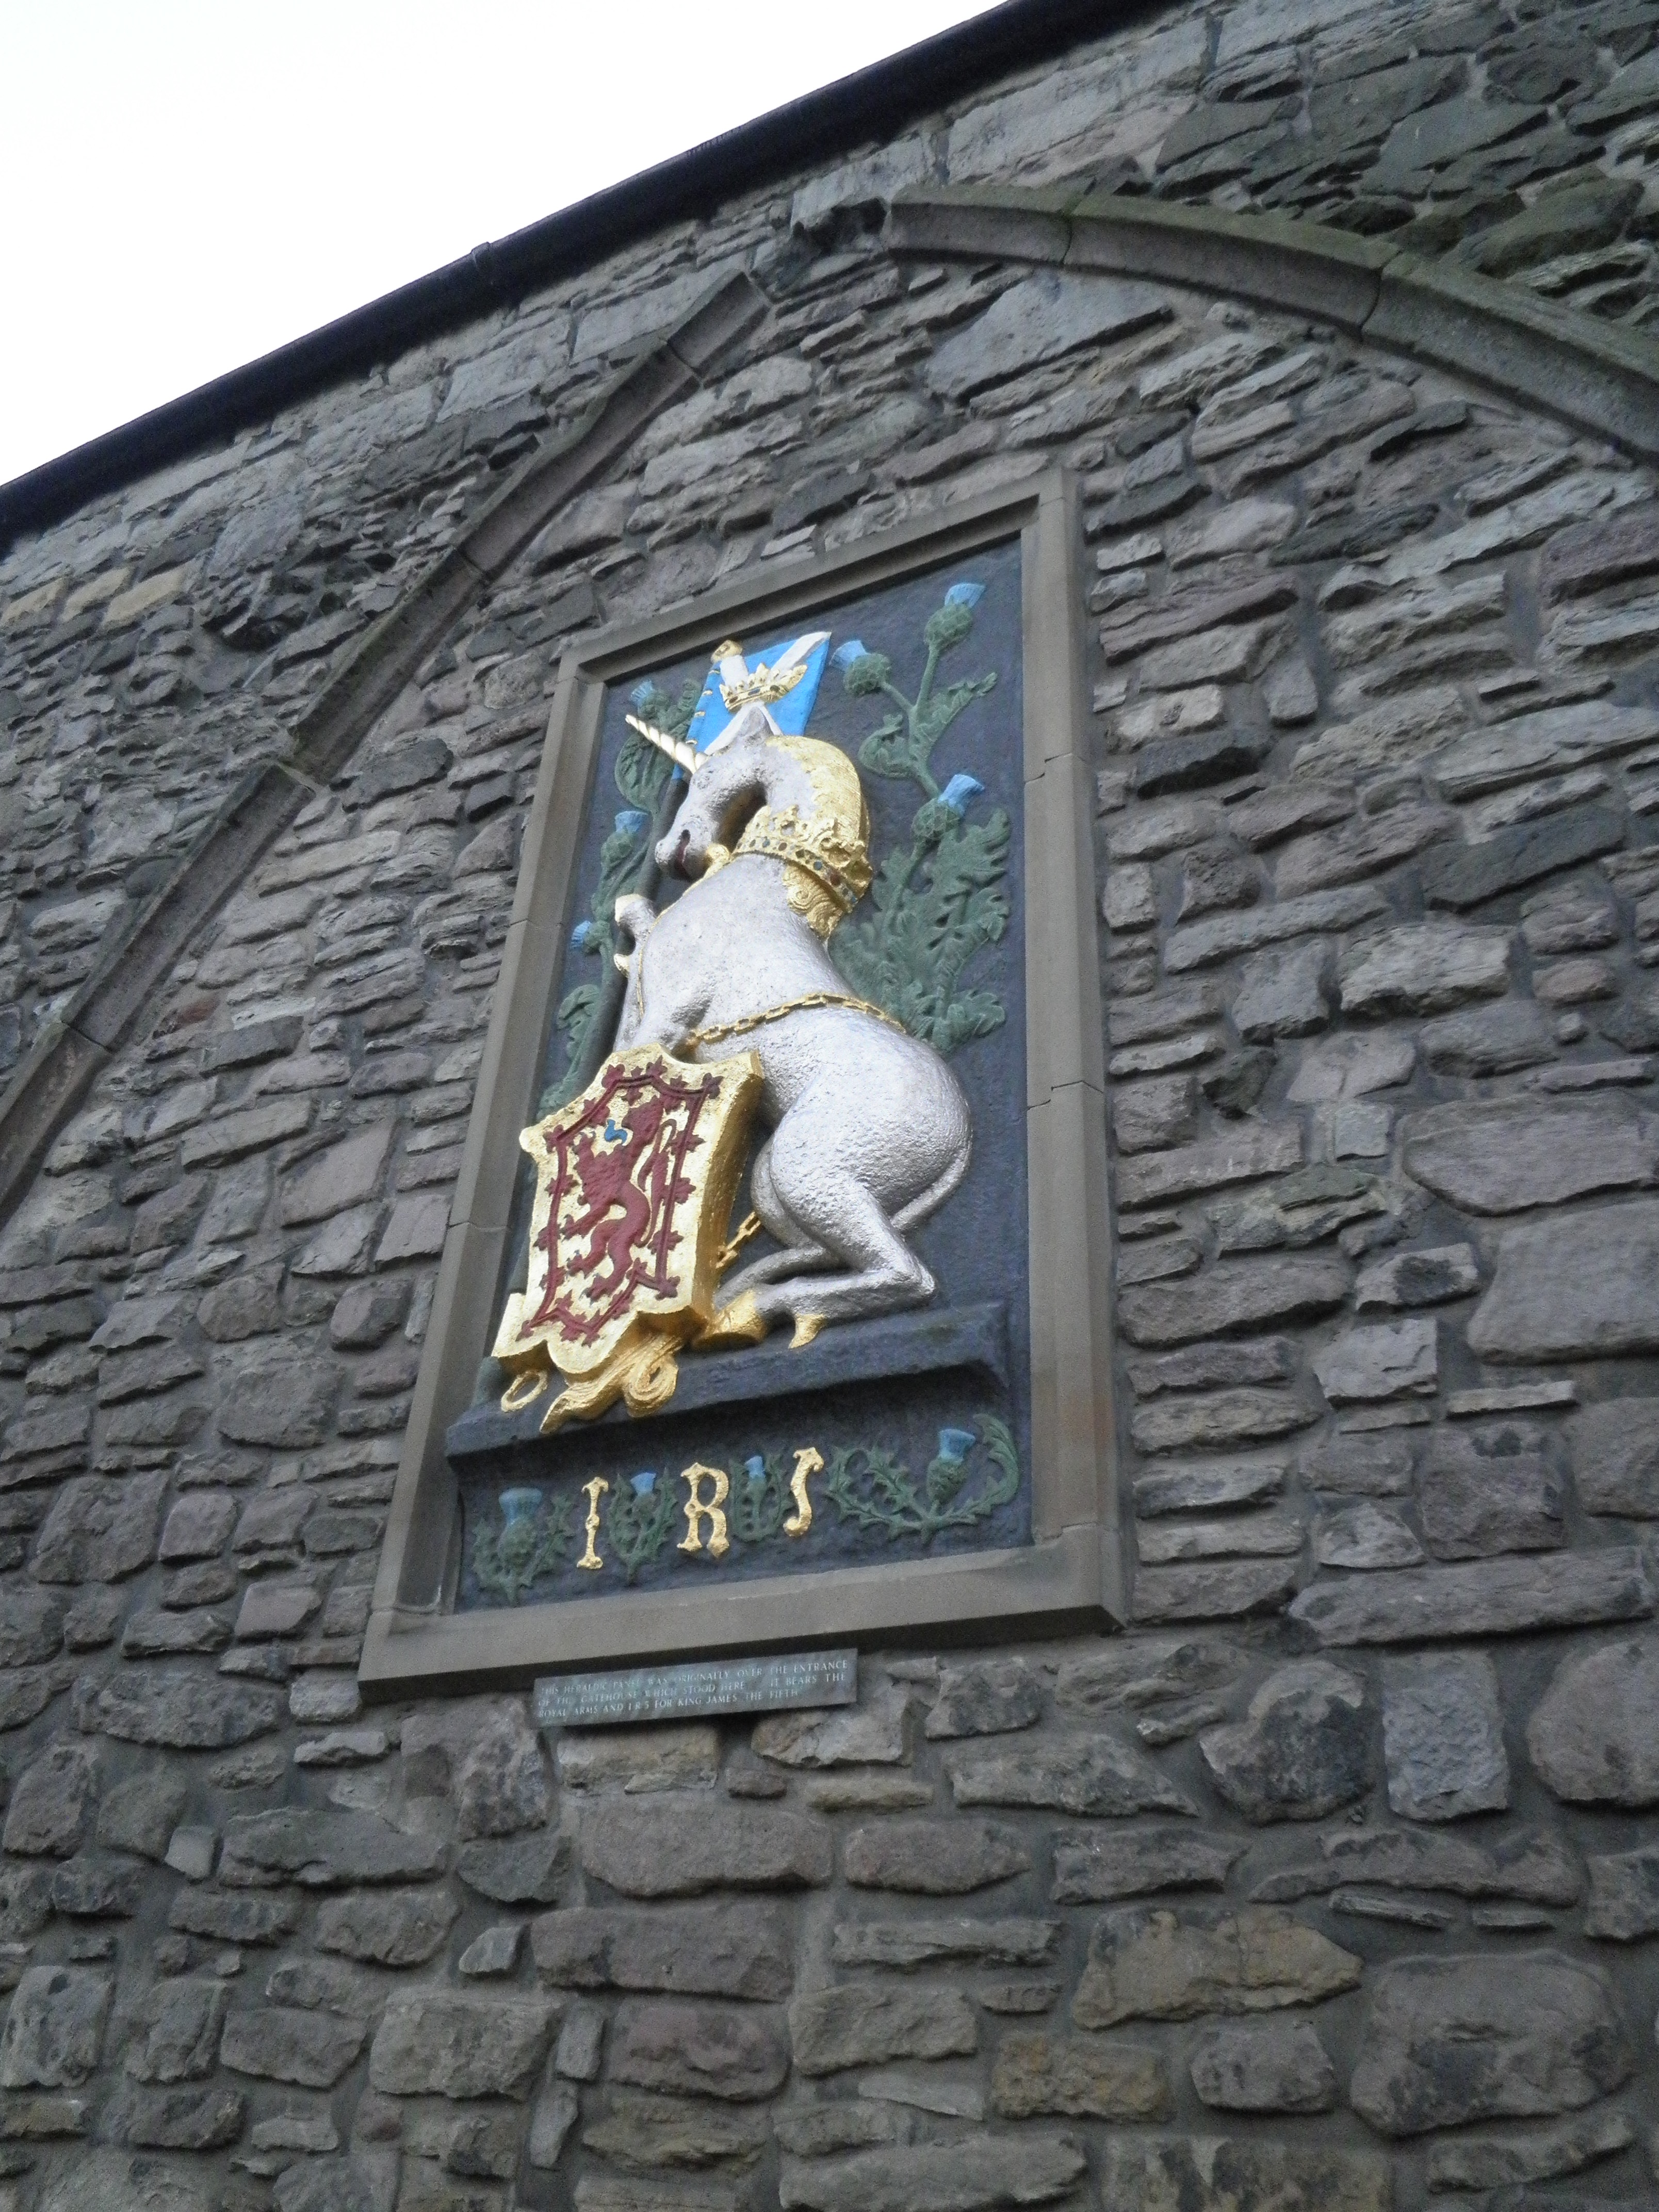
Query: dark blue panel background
458 538 1030 1607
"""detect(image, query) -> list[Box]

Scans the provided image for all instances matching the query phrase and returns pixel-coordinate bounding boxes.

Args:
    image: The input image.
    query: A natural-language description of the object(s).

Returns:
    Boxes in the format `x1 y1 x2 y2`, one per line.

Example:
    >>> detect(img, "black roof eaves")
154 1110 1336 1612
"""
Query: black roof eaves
0 0 1134 552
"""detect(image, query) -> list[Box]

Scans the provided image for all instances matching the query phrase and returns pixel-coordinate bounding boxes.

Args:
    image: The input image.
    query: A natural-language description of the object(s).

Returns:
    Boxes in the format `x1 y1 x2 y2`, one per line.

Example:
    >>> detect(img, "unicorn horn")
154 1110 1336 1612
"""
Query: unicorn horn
625 713 696 774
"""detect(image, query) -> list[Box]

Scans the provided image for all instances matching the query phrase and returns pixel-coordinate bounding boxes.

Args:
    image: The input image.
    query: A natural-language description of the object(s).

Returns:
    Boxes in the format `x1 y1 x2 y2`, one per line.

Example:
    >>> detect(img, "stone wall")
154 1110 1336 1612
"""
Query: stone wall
1 2 1658 2208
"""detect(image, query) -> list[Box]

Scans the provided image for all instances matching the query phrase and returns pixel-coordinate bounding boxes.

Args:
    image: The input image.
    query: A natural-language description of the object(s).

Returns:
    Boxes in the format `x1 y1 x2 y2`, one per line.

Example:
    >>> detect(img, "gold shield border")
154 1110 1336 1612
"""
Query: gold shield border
491 1043 761 1426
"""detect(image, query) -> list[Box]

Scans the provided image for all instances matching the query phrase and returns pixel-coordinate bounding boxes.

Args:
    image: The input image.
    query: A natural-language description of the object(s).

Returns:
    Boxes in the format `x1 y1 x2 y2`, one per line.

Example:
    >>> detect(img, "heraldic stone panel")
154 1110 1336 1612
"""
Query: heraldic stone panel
447 543 1031 1610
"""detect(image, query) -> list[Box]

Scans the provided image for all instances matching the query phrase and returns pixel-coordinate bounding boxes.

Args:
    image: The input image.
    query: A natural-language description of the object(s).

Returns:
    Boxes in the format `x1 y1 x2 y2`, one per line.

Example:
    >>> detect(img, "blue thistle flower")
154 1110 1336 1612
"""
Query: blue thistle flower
944 581 985 608
939 773 985 816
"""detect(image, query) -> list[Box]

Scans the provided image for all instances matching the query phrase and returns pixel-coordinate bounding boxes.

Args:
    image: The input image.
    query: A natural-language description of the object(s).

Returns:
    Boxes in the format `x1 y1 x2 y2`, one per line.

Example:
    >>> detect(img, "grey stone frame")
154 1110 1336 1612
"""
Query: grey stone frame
361 466 1121 1694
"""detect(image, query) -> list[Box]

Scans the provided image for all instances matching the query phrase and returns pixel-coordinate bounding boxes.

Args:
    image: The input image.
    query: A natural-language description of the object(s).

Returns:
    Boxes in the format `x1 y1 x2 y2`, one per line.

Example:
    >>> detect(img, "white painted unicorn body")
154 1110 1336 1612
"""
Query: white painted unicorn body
612 705 972 1344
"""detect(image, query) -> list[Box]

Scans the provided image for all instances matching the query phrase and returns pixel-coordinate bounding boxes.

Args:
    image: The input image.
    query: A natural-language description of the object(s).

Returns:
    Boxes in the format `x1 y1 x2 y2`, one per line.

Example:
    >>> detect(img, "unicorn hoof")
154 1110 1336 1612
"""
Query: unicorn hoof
789 1313 827 1349
695 1290 769 1348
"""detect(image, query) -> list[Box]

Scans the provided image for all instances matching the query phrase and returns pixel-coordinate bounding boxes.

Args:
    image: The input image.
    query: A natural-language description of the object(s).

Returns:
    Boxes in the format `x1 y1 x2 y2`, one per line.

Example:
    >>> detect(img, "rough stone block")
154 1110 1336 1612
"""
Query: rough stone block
607 1996 788 2101
1422 800 1625 909
1118 1254 1350 1347
580 2088 768 2171
779 2131 1085 2212
1382 1651 1509 1820
3 1744 97 1857
443 1701 549 1837
1132 1388 1314 1454
221 2004 368 2088
1189 2020 1336 2112
1199 1661 1369 1823
927 271 1169 400
1584 1845 1659 1940
216 1343 337 1448
1349 1953 1630 2134
157 1492 236 1562
304 1884 459 1965
1072 1908 1361 2027
97 1771 189 1860
51 1854 142 1917
169 1888 297 1945
1319 1824 1579 1907
555 1999 604 2080
1571 1396 1659 1516
1315 1502 1422 1570
948 1734 1195 1817
1133 1463 1283 1516
1311 1319 1436 1404
578 1799 831 1897
990 2031 1169 2118
1290 1549 1652 1646
220 1808 447 1888
753 1682 909 1767
1404 1094 1659 1214
0 1588 63 1666
1117 1123 1302 1208
30 1470 167 1583
1420 1423 1564 1558
1527 1635 1659 1806
456 1828 567 1905
375 1191 450 1263
369 1991 557 2099
789 1983 976 2075
1133 1560 1299 1623
831 1916 1052 1970
1338 922 1510 1015
527 2076 578 2170
530 1903 791 1999
1470 1200 1659 1360
1051 1826 1244 1904
923 1658 1043 1739
843 1818 1029 1894
278 1123 395 1227
1103 2137 1387 2212
0 1966 112 2087
1419 997 1556 1076
1354 1242 1478 1310
554 1721 719 1793
1113 1077 1197 1156
124 1978 230 2083
162 1825 216 1880
104 2080 246 2151
1426 2107 1635 2192
329 1276 413 1349
1231 941 1330 1040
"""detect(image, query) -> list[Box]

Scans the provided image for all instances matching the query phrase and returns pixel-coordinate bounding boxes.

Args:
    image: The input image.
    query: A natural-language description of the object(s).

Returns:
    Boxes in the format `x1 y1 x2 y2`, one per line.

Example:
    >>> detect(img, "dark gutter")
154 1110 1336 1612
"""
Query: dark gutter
0 0 1128 551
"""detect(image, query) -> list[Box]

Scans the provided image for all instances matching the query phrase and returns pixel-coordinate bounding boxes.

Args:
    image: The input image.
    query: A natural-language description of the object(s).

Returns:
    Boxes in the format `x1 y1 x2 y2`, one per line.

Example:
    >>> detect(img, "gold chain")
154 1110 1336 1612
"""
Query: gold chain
684 990 908 1051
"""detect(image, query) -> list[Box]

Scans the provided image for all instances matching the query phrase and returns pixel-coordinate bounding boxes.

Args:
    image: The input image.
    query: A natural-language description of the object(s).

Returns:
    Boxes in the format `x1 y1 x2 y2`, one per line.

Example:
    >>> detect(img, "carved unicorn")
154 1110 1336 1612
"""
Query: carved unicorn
611 701 972 1349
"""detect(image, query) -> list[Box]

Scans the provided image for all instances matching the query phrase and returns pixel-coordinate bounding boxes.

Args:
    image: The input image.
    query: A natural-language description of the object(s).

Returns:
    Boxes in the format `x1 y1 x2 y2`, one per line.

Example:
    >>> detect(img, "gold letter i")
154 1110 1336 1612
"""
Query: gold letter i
578 1478 609 1570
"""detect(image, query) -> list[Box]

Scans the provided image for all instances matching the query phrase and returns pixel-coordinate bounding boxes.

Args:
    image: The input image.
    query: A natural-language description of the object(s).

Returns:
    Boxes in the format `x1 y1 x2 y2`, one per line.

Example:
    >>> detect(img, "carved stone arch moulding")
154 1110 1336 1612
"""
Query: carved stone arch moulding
362 469 1121 1690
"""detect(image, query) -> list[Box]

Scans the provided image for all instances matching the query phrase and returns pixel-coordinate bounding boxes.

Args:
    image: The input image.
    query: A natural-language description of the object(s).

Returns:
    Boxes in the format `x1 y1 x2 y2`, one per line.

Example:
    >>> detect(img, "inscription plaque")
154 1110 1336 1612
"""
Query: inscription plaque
534 1647 857 1728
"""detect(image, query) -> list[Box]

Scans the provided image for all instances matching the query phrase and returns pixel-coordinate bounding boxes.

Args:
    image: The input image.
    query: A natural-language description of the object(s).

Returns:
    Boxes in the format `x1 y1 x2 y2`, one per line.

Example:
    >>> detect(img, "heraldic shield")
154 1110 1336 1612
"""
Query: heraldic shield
490 1045 763 1433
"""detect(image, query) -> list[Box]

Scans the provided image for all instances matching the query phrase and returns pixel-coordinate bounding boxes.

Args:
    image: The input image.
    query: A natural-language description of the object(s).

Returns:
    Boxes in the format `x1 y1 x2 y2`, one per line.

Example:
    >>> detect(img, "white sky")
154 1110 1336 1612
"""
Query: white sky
0 1 994 488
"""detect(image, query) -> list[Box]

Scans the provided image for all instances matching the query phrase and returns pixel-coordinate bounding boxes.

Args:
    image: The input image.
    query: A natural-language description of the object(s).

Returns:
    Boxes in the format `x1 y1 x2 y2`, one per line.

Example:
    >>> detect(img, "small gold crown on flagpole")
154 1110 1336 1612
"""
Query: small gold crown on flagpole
719 658 808 712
